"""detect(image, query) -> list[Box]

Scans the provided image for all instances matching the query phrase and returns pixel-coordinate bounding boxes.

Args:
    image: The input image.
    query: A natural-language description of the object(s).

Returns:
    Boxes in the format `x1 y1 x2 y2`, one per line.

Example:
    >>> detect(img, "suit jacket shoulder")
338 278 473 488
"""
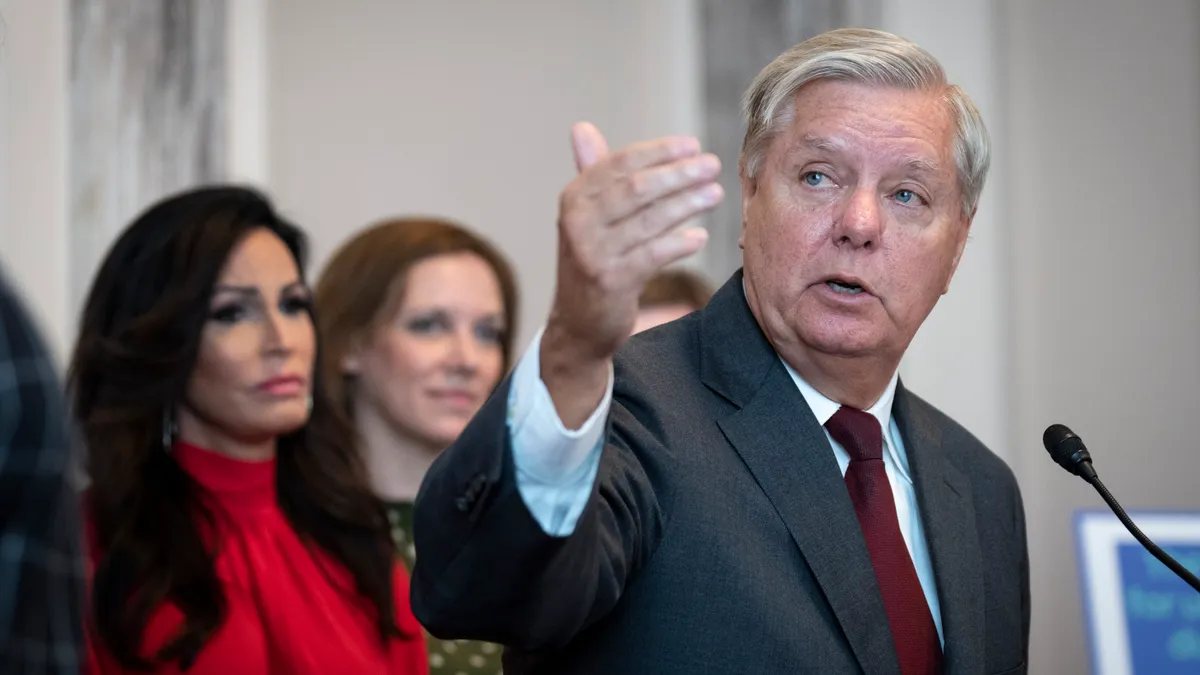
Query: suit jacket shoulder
896 387 1023 507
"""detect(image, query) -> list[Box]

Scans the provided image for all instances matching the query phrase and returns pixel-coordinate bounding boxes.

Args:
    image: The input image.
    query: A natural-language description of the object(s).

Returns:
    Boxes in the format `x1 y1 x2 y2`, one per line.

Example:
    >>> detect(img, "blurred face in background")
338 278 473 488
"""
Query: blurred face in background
633 303 699 334
342 252 507 449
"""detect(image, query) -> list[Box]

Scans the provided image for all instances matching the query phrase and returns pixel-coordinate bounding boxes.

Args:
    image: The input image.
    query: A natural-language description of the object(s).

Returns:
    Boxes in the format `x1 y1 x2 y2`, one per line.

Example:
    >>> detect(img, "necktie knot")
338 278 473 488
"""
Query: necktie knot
825 406 883 462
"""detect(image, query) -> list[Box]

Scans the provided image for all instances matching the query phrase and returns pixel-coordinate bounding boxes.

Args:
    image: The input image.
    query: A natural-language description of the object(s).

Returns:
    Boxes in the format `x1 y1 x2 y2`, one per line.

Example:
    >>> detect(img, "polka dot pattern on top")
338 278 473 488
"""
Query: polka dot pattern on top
388 502 505 674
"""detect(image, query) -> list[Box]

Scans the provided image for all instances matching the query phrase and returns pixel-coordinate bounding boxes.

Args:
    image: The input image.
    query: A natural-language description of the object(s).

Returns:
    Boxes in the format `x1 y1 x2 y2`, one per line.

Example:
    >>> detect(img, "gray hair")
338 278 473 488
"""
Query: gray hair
740 27 990 216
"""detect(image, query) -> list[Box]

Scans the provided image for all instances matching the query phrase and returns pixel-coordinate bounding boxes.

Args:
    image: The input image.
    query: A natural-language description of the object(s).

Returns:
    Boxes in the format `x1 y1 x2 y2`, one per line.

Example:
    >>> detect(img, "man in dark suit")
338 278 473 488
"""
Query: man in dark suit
411 27 1029 674
0 267 85 673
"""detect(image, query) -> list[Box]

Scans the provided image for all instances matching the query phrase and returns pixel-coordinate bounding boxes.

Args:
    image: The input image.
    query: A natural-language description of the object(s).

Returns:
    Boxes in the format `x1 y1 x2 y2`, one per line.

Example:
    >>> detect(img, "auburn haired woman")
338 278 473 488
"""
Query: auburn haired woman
316 217 518 672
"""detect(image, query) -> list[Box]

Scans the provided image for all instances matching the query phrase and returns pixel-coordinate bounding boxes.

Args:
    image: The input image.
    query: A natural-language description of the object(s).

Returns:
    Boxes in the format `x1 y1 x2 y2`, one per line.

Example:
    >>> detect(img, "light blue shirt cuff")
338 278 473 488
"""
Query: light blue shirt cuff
507 327 612 537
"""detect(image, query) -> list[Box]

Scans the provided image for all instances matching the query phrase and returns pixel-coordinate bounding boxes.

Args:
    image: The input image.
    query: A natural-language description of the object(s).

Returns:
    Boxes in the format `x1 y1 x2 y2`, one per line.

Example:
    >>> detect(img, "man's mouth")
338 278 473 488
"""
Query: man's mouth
826 279 865 295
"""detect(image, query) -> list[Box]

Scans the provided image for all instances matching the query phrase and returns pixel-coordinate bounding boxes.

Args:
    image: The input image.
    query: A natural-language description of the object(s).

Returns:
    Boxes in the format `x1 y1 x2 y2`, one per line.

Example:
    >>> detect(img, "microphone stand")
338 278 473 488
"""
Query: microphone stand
1084 473 1200 593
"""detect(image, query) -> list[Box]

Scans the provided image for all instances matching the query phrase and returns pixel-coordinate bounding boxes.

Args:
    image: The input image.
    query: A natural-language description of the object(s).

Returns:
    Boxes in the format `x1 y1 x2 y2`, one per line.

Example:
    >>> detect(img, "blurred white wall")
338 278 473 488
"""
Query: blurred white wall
228 0 268 185
265 0 703 352
0 0 70 362
1005 2 1200 672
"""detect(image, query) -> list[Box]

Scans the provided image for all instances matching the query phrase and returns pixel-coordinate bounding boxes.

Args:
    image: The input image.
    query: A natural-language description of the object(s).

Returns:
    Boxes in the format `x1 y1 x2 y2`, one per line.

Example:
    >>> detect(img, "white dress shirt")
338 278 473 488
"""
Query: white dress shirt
505 327 944 644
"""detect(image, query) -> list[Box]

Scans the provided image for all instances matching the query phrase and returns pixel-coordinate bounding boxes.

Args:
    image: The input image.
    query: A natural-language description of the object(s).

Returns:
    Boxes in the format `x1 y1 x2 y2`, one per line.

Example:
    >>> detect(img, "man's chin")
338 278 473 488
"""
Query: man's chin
795 320 885 358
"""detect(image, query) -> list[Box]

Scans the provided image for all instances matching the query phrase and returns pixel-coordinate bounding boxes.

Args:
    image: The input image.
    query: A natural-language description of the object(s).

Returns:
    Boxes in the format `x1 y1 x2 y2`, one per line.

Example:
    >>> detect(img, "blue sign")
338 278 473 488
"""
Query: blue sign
1117 543 1200 673
1076 510 1200 675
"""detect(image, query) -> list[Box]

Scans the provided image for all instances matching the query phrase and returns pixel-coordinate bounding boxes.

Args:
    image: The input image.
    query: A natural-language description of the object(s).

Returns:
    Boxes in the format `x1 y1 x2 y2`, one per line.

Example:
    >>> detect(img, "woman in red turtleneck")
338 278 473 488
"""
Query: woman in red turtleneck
70 187 428 674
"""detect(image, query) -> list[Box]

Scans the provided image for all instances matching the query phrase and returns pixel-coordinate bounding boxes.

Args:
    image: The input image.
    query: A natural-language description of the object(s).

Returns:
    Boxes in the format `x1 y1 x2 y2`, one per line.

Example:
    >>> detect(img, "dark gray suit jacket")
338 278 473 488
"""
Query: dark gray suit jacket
411 271 1030 674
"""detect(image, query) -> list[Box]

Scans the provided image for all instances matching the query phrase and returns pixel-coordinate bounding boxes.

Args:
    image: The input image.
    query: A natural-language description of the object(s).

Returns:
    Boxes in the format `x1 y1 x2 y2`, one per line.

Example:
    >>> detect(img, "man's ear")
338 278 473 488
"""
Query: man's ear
739 158 758 250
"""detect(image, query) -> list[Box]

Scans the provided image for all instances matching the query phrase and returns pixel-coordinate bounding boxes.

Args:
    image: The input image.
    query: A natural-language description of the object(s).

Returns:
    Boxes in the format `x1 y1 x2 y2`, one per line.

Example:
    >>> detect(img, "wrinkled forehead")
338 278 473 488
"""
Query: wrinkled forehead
775 81 957 179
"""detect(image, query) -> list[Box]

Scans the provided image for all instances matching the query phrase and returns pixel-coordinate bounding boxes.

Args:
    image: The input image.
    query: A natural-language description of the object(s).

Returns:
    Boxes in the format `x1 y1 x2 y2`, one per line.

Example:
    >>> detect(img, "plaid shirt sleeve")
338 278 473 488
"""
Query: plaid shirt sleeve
0 269 85 674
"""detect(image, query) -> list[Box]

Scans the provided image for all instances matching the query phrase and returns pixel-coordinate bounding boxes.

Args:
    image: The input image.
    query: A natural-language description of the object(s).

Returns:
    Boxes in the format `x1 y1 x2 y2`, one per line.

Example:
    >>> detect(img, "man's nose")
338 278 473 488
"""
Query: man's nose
833 187 882 250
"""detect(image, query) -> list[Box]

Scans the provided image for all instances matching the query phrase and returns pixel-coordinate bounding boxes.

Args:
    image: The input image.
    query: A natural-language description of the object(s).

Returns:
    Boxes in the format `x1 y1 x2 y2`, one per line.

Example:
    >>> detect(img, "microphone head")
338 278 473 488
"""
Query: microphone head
1043 423 1095 478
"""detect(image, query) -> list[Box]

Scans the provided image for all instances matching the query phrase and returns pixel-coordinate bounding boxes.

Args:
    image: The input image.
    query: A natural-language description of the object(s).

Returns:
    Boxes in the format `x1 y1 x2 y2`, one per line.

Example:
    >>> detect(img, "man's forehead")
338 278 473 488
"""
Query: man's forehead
797 132 943 171
798 134 846 153
785 82 954 153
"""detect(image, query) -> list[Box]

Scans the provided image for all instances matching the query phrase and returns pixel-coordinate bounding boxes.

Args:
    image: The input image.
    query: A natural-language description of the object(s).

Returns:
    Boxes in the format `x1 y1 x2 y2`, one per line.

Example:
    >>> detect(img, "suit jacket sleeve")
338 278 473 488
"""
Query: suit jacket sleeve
0 269 86 674
410 352 672 651
508 329 609 537
1015 480 1031 660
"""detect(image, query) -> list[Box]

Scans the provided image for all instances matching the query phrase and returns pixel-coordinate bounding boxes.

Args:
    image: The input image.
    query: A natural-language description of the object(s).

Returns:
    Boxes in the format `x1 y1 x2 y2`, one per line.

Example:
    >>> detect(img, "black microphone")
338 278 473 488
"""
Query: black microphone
1043 423 1200 593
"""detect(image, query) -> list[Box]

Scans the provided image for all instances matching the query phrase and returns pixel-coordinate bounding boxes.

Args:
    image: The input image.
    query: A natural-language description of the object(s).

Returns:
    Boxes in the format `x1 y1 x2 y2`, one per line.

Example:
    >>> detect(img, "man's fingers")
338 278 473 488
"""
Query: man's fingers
596 136 703 181
605 154 721 224
632 226 710 273
571 122 610 172
612 181 725 253
566 152 721 232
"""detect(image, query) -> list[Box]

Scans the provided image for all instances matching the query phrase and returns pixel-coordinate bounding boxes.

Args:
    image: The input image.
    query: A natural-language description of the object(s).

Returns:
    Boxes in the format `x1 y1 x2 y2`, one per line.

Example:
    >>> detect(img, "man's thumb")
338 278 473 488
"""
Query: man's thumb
571 122 609 172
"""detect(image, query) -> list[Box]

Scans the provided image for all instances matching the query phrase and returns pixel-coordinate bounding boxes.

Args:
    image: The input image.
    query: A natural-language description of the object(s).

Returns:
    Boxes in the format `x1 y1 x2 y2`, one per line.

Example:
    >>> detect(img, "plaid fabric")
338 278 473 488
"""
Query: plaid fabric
0 269 84 674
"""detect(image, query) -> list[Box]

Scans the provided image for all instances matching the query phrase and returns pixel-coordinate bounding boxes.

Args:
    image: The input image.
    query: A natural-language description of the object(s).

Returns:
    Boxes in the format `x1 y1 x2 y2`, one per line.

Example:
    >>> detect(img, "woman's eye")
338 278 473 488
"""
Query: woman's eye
476 324 504 344
282 297 312 315
407 315 448 334
210 305 244 324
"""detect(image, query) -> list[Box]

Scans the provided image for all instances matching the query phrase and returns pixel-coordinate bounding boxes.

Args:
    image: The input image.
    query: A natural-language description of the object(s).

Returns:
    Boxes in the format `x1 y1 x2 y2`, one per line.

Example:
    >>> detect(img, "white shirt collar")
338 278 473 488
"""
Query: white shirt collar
779 360 897 429
781 360 910 482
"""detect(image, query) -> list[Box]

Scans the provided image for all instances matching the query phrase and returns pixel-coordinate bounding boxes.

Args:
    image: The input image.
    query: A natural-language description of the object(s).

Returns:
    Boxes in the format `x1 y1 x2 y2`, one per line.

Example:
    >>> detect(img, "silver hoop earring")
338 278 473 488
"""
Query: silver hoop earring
306 393 314 414
162 405 177 451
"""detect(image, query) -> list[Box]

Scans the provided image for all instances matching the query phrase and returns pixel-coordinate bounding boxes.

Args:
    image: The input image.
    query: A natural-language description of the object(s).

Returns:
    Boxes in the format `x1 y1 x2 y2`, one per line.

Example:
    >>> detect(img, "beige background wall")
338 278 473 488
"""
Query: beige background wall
1005 1 1200 671
266 0 704 353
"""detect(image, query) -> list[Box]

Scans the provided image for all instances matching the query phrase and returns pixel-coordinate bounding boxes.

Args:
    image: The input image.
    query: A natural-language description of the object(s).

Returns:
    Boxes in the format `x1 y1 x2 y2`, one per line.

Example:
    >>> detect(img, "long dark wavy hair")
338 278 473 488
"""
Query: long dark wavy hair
69 186 408 670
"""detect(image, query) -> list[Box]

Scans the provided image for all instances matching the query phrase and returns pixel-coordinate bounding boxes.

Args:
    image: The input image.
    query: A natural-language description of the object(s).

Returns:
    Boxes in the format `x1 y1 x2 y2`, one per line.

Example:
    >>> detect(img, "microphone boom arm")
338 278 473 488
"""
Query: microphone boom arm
1043 423 1200 594
1085 474 1200 593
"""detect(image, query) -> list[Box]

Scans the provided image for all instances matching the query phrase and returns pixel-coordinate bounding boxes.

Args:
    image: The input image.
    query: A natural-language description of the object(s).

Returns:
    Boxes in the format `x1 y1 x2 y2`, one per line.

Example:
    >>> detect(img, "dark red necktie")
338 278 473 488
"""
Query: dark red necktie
825 406 943 675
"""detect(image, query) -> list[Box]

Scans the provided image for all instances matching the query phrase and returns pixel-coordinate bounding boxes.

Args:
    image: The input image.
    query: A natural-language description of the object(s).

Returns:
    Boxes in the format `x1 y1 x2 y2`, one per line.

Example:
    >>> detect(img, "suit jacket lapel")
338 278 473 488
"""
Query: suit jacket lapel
894 384 986 675
701 272 900 675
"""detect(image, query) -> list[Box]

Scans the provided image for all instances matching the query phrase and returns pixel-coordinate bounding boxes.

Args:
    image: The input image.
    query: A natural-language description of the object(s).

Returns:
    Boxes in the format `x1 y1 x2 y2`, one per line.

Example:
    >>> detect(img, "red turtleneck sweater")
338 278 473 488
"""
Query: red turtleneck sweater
85 441 429 674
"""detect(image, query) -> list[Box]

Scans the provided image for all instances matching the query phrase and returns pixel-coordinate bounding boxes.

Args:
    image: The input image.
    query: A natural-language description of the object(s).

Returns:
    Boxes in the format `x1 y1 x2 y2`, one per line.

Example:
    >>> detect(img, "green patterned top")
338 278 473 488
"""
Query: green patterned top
388 502 505 674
